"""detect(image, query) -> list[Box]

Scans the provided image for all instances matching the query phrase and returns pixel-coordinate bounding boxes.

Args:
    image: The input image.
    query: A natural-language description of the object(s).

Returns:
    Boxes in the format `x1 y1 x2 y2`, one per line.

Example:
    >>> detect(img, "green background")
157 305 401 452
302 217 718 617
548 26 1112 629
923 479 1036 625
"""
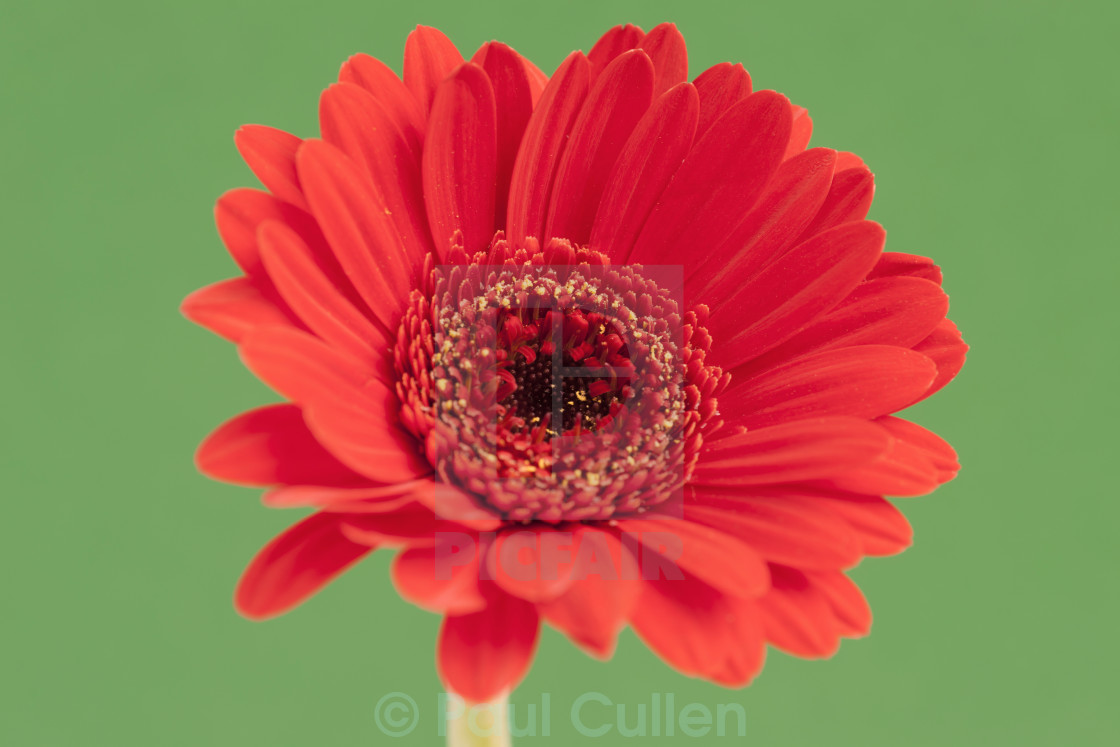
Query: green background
3 0 1117 744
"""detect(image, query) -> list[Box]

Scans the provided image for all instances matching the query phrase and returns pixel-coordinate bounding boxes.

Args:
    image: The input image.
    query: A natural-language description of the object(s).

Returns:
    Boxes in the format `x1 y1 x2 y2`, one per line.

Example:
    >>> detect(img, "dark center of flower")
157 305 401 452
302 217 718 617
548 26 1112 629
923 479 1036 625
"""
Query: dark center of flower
394 235 725 523
495 305 632 434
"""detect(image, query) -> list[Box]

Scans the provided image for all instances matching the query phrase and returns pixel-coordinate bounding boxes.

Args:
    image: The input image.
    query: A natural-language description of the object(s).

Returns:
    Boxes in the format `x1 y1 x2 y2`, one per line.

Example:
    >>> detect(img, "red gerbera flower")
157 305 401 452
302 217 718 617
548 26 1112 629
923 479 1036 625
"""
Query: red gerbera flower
183 23 967 704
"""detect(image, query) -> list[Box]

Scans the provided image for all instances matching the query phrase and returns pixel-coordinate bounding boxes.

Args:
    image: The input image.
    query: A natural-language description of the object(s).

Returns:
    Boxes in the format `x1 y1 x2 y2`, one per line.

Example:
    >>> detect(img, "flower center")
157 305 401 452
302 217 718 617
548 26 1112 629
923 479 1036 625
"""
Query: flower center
395 236 725 522
497 304 631 434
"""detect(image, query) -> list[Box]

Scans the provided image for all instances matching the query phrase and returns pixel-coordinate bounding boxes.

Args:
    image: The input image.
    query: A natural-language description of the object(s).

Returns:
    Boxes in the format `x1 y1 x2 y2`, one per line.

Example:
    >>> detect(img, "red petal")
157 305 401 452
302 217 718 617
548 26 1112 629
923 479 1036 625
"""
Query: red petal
234 125 308 210
796 165 875 242
393 541 487 615
403 25 463 113
235 512 372 620
239 315 381 397
263 481 425 510
422 483 507 528
709 220 885 369
877 416 959 483
239 327 428 482
628 90 792 265
638 23 688 97
615 517 769 598
868 251 943 285
806 570 872 637
506 52 590 246
338 53 425 153
686 491 861 569
486 526 579 602
913 318 968 397
721 346 938 429
340 501 441 546
471 43 534 229
693 62 752 136
629 576 766 686
544 50 654 245
180 276 298 343
197 403 366 487
836 151 865 171
438 585 540 703
784 492 912 557
214 188 319 278
538 527 640 658
258 220 391 363
696 417 890 486
587 24 644 79
338 488 501 537
589 82 699 260
757 565 839 657
741 277 949 375
296 139 413 328
785 105 813 158
824 433 942 497
298 406 429 485
521 58 548 105
688 147 836 305
422 63 498 255
319 82 431 269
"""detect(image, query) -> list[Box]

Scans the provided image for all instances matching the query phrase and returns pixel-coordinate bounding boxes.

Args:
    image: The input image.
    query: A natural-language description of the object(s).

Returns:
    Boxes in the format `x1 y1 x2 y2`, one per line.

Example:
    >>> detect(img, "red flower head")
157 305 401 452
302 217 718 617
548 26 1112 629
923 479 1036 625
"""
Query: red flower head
184 23 967 703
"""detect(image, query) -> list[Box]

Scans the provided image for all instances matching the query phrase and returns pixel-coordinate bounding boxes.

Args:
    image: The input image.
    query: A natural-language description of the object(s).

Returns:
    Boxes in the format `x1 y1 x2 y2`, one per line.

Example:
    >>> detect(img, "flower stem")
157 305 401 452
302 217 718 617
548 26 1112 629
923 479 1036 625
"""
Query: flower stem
445 691 511 747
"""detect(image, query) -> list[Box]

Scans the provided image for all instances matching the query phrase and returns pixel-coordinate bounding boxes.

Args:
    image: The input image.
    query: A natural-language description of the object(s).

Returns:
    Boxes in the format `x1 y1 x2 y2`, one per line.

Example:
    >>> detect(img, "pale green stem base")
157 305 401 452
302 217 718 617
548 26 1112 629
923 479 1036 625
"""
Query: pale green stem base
445 691 511 747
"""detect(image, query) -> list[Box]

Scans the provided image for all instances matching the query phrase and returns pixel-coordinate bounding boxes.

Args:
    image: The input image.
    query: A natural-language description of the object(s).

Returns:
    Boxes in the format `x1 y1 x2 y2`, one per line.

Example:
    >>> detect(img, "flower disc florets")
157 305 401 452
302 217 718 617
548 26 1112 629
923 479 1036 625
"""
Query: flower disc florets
396 235 726 522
